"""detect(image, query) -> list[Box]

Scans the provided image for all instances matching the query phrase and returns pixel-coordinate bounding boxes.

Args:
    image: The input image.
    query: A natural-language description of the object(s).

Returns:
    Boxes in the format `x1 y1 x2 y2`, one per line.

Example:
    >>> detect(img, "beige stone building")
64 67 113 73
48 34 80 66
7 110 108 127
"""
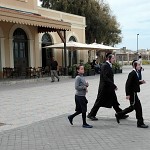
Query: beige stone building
0 0 88 78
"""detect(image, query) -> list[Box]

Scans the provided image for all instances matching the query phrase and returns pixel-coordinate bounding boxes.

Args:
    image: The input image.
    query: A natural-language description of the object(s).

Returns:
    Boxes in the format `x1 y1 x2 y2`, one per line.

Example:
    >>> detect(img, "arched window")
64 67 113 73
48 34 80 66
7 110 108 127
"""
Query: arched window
42 33 52 45
69 36 76 42
41 33 53 67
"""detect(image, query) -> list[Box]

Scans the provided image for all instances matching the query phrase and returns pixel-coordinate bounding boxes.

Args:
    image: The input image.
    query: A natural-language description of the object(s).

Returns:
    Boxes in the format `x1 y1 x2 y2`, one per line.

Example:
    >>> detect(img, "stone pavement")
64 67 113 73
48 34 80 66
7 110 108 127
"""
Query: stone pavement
0 65 150 150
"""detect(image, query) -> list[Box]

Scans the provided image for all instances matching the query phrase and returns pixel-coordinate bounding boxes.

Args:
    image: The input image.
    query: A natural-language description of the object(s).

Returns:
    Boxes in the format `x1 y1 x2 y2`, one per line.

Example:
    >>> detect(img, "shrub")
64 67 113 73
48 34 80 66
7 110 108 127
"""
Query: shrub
142 60 150 65
112 62 122 70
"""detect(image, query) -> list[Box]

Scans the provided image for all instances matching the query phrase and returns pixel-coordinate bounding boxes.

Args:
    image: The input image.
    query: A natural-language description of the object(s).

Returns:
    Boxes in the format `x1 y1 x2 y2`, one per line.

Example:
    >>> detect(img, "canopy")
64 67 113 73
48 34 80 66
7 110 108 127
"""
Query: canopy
44 41 94 50
89 42 120 50
45 41 120 50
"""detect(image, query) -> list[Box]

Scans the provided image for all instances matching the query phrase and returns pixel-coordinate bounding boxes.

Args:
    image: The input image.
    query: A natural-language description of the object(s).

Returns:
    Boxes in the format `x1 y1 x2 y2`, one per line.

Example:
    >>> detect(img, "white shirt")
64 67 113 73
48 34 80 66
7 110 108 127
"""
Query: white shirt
133 69 139 79
106 60 112 68
138 58 142 66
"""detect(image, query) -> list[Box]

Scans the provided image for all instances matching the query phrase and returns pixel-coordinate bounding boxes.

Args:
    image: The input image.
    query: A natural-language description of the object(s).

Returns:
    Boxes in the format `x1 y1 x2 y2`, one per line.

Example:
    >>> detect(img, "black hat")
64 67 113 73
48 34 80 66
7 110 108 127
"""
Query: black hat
106 52 112 59
131 59 137 66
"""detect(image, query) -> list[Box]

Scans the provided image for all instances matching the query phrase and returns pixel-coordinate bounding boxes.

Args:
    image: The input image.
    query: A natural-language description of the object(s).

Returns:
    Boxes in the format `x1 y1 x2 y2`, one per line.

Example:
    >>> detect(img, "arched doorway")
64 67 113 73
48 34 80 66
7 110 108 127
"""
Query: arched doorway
69 36 77 66
41 33 53 67
13 28 28 75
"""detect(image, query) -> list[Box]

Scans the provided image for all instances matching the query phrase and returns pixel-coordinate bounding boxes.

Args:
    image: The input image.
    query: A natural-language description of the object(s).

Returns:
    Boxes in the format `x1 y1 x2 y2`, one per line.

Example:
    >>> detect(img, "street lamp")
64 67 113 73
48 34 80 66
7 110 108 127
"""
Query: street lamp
137 34 139 54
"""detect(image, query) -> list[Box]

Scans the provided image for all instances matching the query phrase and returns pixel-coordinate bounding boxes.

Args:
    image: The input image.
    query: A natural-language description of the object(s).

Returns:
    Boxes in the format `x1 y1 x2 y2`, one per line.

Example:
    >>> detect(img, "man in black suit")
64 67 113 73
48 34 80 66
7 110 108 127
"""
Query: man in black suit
115 60 148 128
87 53 128 121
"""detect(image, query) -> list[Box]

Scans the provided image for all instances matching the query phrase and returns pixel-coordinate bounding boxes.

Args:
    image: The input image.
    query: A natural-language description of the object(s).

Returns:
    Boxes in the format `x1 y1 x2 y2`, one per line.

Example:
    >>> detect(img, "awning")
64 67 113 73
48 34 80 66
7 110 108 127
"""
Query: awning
0 6 71 32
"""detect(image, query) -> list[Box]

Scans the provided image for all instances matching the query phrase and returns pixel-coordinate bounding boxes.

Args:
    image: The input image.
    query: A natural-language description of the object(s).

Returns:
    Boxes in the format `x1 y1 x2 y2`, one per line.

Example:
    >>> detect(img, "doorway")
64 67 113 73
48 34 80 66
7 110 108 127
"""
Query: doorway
13 28 28 76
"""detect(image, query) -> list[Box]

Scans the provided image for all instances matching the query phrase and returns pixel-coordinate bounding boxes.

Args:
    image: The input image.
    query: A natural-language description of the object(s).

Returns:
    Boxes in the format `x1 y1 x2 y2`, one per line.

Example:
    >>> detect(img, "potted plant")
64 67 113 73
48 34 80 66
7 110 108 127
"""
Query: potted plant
84 63 92 76
112 62 122 74
71 64 78 78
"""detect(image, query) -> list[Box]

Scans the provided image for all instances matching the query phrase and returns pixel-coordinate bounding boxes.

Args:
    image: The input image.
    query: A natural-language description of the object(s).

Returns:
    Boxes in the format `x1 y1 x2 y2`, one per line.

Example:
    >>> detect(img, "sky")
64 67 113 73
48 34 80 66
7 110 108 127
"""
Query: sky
106 0 150 51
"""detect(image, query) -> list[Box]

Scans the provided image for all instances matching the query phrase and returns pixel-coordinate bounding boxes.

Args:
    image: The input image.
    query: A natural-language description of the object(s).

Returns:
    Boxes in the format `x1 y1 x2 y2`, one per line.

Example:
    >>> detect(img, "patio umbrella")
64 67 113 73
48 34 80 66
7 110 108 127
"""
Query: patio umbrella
44 41 120 50
44 41 94 50
89 42 120 50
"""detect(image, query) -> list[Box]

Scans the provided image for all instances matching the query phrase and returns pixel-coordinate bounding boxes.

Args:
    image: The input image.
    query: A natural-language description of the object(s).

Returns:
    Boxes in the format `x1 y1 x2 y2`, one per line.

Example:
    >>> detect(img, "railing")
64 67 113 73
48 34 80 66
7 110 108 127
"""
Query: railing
3 66 51 79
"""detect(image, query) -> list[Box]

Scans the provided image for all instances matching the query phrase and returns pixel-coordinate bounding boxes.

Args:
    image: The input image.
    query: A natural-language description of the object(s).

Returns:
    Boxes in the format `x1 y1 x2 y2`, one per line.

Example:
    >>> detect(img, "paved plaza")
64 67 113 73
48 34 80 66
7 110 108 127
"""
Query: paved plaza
0 65 150 150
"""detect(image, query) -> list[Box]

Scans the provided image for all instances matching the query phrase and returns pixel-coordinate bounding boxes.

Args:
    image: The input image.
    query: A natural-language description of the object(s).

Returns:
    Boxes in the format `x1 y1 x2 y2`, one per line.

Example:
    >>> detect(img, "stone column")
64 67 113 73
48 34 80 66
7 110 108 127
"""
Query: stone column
29 39 34 67
0 37 5 69
9 38 14 68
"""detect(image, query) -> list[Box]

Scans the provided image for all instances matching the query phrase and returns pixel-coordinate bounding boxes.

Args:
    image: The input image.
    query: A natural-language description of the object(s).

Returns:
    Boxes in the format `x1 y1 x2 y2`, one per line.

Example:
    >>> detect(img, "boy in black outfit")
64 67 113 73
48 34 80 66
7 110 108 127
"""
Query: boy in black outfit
115 60 148 128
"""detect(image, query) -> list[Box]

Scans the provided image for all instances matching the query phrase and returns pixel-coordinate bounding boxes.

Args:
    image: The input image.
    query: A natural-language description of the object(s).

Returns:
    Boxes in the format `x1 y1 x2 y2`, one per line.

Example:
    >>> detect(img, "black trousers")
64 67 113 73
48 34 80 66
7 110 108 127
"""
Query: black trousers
88 98 122 117
118 93 143 125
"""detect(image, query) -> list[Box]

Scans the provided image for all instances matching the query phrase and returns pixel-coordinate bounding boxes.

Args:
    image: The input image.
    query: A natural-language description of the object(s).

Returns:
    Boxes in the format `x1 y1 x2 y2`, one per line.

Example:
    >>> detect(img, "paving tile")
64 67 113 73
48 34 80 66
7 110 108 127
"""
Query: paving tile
0 66 150 150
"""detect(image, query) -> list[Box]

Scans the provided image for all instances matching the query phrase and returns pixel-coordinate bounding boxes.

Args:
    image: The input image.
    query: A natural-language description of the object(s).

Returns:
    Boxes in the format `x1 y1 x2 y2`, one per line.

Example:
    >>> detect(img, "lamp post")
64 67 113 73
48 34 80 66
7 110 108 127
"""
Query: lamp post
137 34 139 54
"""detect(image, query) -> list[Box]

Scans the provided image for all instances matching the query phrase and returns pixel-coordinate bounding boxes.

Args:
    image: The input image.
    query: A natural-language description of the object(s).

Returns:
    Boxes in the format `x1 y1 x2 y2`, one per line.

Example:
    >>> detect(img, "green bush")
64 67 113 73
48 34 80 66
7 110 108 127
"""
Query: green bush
84 63 91 71
112 62 122 70
142 60 150 65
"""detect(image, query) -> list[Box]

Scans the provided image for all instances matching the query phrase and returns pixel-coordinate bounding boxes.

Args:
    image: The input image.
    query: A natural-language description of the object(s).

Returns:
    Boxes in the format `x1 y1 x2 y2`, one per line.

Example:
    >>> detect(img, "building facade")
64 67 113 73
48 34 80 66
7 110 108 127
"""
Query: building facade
0 0 87 77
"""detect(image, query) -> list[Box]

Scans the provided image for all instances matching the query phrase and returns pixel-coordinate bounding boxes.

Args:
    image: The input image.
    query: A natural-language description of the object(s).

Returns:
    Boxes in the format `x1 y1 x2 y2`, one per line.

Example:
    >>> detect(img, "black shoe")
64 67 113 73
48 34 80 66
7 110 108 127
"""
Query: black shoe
68 115 73 125
137 124 149 128
87 114 98 121
51 80 54 82
58 78 59 82
120 115 129 119
82 124 93 128
115 113 120 124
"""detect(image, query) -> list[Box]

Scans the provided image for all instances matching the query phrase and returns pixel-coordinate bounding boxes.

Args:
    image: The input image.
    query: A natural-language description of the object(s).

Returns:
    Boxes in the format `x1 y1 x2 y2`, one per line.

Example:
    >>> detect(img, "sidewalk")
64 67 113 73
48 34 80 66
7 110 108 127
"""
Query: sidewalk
0 65 150 150
0 114 150 150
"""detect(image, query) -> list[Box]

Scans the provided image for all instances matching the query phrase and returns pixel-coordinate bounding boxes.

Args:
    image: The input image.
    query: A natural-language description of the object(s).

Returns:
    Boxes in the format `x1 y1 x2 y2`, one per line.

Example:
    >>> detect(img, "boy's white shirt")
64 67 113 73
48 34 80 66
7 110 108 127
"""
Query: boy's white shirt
133 68 139 78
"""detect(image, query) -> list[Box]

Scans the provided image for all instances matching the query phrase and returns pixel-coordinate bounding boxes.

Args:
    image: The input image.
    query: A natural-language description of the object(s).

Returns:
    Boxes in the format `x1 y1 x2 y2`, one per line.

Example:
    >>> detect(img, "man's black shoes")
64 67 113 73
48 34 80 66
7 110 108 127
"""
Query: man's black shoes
68 115 73 125
137 124 149 128
115 113 120 124
120 115 129 119
87 114 98 121
115 113 129 124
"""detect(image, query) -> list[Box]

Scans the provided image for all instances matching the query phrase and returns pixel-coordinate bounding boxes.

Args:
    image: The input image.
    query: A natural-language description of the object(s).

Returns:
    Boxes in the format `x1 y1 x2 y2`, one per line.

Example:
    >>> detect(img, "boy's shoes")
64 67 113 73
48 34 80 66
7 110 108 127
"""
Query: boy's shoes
115 113 129 124
115 113 120 124
51 80 54 82
82 124 93 128
68 115 73 125
87 113 98 121
58 78 59 82
137 124 149 128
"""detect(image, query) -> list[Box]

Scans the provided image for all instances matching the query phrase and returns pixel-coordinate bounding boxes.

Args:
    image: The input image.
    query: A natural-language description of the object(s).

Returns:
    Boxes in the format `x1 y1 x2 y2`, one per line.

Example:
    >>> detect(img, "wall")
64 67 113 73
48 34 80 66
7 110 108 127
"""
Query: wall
0 0 38 12
0 0 88 77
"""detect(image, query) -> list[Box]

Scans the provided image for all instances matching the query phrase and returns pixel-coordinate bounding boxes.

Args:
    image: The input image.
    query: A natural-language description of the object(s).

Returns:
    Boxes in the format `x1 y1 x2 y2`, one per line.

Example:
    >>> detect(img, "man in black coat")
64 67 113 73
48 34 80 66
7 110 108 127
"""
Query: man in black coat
88 53 128 120
115 60 148 128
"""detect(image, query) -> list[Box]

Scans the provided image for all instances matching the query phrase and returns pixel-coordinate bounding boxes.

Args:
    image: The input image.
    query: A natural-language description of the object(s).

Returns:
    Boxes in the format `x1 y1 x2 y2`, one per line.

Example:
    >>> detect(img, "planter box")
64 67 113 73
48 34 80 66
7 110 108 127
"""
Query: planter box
88 69 95 76
83 71 88 76
115 69 122 74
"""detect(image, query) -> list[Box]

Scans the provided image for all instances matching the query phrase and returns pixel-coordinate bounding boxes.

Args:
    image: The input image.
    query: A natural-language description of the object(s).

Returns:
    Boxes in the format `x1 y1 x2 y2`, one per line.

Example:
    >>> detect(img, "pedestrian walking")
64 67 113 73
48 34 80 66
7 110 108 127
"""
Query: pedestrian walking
68 64 93 128
50 57 60 82
115 60 148 128
87 53 128 121
138 55 143 80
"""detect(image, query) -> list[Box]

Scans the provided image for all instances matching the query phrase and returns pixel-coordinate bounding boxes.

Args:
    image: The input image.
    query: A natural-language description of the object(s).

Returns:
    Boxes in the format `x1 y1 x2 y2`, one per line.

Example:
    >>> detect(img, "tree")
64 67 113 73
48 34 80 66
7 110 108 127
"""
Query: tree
40 0 122 46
